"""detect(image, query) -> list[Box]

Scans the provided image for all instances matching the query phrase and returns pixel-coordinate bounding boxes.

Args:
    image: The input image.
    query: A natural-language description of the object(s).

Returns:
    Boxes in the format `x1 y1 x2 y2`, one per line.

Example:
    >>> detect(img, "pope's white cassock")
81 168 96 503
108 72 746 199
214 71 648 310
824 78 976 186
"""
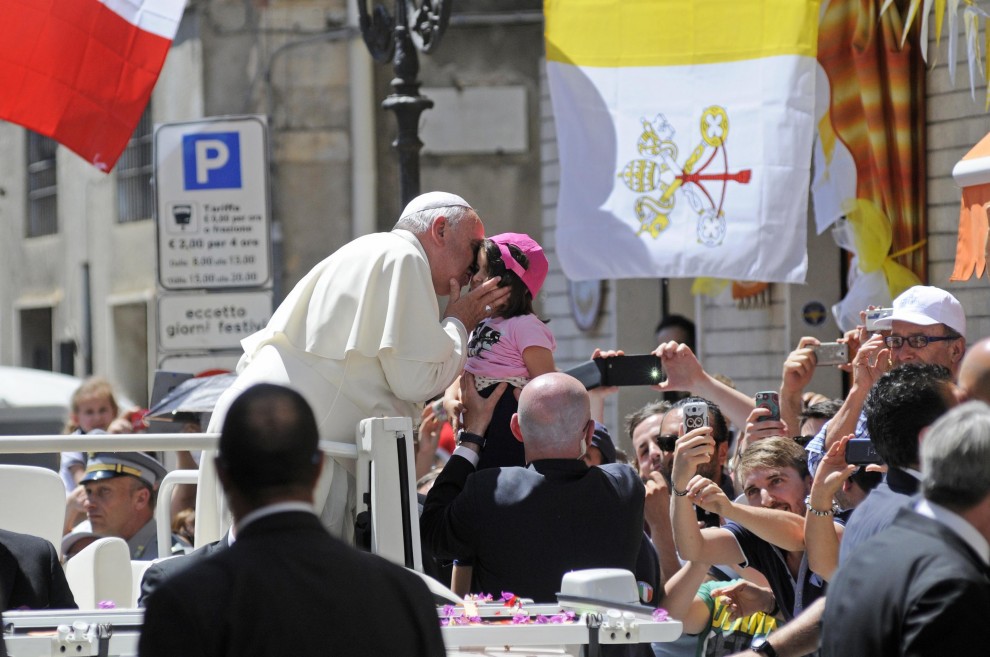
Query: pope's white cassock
199 199 470 543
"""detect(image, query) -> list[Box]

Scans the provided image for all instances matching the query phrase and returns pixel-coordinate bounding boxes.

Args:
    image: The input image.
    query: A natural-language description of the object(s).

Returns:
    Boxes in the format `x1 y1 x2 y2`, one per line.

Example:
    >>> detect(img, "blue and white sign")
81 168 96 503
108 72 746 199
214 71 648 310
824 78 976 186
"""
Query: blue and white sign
182 132 242 190
154 116 271 291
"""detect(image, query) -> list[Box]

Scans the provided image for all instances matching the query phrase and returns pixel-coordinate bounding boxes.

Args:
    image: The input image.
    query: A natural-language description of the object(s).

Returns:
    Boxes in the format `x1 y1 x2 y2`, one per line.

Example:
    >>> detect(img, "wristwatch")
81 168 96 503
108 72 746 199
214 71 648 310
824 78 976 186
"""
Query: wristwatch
804 495 840 517
753 640 779 657
456 430 486 449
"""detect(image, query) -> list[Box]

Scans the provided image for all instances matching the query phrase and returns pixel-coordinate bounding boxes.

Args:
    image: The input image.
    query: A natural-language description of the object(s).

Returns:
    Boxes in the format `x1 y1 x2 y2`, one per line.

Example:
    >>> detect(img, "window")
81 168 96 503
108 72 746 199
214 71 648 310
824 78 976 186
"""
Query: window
117 106 154 223
20 307 53 371
26 132 58 237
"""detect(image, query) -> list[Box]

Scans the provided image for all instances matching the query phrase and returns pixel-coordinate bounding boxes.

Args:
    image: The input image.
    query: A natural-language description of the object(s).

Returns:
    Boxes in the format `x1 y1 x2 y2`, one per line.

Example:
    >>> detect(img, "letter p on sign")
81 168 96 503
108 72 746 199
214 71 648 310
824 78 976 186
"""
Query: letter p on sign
183 132 242 190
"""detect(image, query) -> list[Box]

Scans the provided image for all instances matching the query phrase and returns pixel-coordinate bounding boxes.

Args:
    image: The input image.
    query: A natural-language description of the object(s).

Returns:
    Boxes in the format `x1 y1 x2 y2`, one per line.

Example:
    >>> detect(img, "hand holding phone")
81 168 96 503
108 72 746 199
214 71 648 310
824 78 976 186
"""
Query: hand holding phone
844 438 882 465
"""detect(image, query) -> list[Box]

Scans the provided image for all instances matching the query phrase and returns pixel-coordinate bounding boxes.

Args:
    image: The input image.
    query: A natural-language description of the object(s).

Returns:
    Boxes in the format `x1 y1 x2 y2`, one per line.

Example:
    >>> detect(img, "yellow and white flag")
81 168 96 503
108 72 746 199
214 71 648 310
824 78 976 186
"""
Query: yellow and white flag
546 0 819 283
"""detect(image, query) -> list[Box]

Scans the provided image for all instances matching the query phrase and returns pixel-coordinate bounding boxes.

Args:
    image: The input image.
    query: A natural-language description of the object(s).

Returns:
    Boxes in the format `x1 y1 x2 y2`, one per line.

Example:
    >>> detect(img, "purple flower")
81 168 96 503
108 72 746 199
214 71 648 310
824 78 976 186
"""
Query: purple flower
652 607 670 622
534 615 550 624
441 604 456 617
97 600 116 609
548 611 576 624
511 612 529 624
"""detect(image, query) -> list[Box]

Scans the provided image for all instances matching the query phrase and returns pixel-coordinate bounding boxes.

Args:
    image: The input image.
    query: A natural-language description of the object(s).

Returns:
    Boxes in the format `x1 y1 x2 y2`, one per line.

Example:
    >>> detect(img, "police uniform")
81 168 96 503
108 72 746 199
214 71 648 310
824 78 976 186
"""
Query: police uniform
81 452 189 560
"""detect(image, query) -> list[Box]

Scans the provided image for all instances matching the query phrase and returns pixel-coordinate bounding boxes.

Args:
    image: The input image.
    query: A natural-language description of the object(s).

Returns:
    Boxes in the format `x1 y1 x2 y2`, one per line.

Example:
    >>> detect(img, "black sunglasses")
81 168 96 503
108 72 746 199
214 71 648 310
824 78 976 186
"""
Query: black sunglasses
655 434 678 452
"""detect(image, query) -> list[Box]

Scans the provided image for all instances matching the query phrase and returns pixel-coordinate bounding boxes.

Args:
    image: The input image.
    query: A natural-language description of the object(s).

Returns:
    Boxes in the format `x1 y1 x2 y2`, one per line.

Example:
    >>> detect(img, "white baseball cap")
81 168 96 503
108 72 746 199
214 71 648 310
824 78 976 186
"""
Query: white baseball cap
874 286 966 339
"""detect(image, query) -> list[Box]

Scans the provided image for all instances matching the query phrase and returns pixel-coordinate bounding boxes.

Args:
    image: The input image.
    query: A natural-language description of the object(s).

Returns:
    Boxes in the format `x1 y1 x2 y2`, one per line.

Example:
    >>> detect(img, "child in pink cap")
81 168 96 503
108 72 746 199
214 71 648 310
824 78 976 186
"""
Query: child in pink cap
461 232 556 469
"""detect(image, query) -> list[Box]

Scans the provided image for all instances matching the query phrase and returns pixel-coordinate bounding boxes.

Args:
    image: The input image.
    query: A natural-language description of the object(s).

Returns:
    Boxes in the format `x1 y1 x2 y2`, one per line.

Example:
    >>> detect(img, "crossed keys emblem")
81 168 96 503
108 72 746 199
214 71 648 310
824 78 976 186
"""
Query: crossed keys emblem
617 107 751 247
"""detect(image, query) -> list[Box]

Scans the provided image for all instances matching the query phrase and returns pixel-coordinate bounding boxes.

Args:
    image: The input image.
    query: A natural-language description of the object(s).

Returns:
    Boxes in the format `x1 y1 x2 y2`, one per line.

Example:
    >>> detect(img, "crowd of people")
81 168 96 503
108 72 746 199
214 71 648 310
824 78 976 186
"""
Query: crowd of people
2 190 989 657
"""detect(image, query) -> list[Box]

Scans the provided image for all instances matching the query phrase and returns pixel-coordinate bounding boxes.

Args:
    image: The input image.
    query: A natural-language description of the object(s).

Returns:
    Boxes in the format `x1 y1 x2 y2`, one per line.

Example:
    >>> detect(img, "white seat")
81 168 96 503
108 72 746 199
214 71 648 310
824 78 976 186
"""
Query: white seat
157 469 198 556
64 537 132 609
0 464 66 554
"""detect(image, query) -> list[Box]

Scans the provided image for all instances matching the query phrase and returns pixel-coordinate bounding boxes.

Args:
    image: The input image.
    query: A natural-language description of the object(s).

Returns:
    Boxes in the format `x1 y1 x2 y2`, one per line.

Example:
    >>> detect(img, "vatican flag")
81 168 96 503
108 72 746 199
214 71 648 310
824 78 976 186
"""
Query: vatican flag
546 0 819 283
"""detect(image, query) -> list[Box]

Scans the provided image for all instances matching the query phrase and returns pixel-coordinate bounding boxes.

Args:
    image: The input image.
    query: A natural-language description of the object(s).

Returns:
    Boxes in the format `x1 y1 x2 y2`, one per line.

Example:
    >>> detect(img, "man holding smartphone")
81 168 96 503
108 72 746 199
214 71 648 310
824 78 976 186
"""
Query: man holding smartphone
807 285 966 476
671 435 823 622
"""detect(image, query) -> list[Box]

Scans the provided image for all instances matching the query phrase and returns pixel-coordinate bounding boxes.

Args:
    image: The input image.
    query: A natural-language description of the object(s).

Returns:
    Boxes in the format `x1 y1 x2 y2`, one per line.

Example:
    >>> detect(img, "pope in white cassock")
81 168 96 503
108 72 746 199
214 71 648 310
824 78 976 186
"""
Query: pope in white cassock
201 192 509 540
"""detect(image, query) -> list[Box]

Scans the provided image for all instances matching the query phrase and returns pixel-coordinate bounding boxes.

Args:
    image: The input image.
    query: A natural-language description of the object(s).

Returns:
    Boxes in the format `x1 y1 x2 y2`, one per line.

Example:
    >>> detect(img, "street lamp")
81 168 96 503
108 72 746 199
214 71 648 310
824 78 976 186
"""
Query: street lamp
357 0 451 206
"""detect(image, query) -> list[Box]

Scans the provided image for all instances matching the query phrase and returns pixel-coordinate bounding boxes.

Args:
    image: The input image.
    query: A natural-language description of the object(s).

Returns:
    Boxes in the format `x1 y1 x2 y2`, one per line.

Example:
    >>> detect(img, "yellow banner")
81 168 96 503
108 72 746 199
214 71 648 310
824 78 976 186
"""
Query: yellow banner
545 0 820 67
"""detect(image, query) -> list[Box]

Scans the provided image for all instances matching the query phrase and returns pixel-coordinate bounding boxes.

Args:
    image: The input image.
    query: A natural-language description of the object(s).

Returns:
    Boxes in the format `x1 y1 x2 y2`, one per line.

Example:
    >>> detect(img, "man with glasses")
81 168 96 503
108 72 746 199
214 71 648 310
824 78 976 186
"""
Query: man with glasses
806 285 967 476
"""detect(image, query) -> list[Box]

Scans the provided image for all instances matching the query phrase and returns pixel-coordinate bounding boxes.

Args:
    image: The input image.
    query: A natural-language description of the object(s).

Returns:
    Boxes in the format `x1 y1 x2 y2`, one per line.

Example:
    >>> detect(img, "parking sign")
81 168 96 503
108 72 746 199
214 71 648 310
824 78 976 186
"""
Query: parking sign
155 117 271 290
182 132 242 189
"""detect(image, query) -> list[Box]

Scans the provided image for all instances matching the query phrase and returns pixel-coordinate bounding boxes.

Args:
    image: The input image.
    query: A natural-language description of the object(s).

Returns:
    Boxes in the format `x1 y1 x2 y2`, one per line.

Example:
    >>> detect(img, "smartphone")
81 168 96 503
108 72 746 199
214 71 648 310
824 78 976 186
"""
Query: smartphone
754 391 780 422
595 355 665 387
682 401 709 432
813 342 849 366
864 307 894 332
845 438 883 465
563 360 603 390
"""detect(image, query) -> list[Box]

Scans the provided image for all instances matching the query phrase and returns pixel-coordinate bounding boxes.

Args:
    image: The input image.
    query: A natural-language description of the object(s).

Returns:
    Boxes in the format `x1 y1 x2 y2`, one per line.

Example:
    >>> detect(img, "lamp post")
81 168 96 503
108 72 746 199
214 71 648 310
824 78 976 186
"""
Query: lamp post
357 0 451 206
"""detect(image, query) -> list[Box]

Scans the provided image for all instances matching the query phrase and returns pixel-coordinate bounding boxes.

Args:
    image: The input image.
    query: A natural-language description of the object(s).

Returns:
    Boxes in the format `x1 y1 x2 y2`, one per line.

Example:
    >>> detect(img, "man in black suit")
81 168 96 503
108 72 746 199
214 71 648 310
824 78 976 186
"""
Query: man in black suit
0 528 76 611
137 532 229 606
139 383 445 657
421 372 646 602
821 401 990 657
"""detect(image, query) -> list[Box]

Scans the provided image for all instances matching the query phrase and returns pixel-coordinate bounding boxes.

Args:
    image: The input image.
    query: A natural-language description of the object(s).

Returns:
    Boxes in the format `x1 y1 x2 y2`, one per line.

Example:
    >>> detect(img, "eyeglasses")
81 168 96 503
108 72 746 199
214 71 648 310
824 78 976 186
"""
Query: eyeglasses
883 334 961 349
655 434 678 452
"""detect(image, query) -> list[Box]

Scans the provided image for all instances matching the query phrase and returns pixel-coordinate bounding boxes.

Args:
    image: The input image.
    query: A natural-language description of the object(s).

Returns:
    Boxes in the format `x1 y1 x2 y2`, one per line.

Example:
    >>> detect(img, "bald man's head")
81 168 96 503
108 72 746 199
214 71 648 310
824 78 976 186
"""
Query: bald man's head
512 373 593 461
959 338 990 404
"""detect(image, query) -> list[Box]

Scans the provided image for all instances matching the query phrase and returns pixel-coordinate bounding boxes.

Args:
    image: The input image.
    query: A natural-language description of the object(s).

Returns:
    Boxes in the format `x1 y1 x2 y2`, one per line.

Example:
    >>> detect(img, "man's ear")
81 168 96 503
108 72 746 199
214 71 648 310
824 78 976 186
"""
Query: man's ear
510 413 524 443
215 456 232 493
950 339 966 365
430 215 448 246
134 485 151 509
716 441 729 468
583 420 594 453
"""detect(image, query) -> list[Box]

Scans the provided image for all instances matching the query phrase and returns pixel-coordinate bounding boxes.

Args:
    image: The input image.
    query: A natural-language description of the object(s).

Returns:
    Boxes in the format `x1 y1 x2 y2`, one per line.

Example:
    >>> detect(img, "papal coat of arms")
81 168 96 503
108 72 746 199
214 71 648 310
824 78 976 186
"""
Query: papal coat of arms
618 106 752 247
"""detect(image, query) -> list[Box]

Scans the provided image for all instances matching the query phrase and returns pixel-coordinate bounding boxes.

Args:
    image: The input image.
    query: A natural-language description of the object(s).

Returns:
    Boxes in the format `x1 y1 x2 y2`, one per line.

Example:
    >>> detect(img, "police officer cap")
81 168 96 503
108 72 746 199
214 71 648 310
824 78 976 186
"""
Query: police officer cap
80 451 167 490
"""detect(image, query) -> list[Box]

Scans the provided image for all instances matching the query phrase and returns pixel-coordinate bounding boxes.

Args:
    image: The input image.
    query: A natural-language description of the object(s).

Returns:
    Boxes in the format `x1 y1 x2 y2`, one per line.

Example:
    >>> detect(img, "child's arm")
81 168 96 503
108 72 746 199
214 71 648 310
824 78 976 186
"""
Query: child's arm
70 462 85 485
522 346 555 378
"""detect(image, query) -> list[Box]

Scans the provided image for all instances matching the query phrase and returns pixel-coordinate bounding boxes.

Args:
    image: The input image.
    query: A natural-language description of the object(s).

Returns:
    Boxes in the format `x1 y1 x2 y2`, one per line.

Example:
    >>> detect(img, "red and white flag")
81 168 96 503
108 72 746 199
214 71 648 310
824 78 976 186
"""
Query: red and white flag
0 0 186 172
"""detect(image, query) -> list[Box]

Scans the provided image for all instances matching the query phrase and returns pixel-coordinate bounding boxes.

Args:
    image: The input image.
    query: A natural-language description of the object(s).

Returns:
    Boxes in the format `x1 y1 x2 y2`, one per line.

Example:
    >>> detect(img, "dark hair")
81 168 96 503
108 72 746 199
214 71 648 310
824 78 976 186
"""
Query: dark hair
864 363 955 469
799 399 842 425
218 384 321 504
482 239 537 320
625 400 672 441
655 314 696 352
674 396 729 445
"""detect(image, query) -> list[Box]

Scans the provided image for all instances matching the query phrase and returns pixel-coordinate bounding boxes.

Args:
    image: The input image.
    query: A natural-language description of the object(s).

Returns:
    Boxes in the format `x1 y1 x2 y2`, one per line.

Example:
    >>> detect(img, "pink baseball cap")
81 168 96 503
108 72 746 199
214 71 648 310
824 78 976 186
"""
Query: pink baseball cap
491 232 549 298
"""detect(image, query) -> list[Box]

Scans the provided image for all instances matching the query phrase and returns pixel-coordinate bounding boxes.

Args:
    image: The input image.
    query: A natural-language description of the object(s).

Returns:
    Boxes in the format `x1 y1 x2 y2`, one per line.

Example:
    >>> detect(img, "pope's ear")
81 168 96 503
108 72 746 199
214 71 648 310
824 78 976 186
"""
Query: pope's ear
430 216 448 245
